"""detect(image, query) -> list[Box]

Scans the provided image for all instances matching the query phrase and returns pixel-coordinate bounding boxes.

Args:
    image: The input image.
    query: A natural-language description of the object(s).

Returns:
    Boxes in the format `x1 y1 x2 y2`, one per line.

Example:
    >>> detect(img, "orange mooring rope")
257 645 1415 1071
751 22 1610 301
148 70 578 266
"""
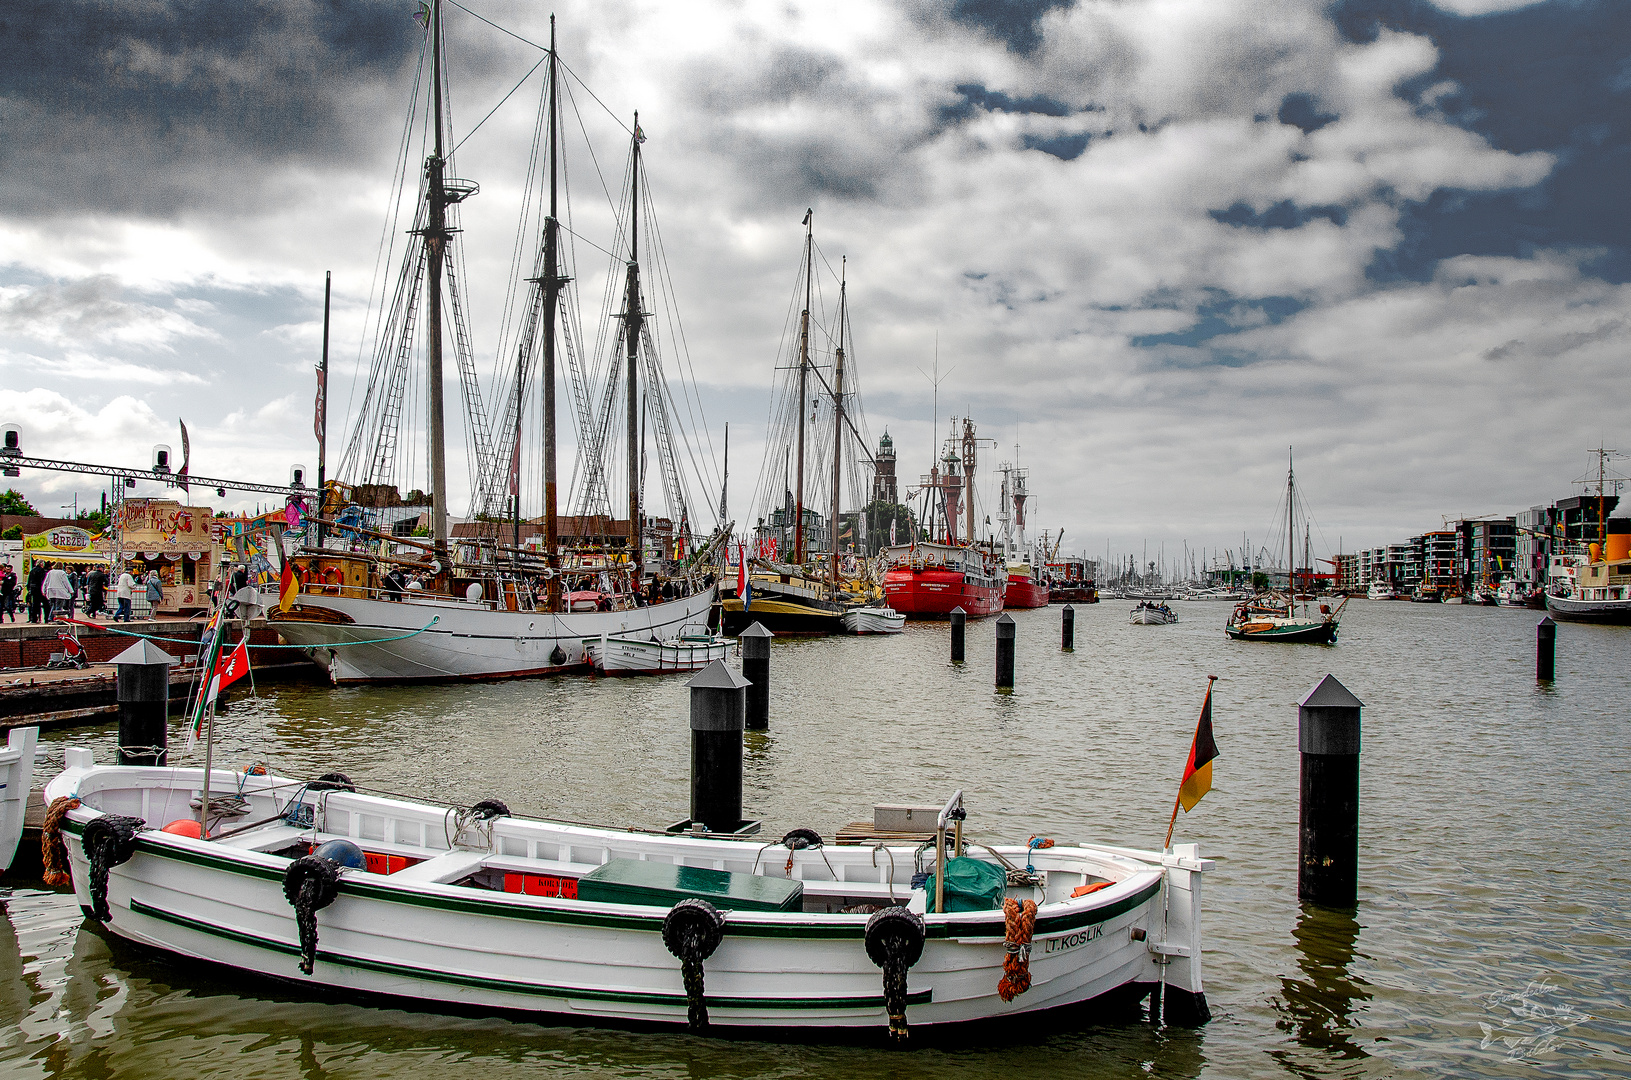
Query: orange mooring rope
998 896 1038 1002
41 796 80 887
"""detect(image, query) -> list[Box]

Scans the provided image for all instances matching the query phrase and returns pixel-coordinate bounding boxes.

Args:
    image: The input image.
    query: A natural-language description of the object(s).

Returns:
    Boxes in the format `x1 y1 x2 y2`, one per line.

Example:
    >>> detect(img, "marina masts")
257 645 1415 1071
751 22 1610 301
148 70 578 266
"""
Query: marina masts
794 209 813 565
830 260 846 596
541 18 563 608
622 115 646 571
424 0 451 554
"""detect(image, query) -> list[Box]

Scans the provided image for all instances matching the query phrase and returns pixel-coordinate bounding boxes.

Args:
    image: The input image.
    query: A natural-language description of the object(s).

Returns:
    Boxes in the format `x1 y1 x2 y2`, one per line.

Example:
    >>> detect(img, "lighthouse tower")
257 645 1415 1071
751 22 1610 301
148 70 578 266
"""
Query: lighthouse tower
871 431 898 505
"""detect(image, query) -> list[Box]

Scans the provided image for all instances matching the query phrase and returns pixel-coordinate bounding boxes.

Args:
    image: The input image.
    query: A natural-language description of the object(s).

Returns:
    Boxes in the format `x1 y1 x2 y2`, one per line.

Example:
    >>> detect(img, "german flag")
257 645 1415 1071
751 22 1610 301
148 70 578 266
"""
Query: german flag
1166 676 1219 847
1178 679 1219 812
278 559 300 612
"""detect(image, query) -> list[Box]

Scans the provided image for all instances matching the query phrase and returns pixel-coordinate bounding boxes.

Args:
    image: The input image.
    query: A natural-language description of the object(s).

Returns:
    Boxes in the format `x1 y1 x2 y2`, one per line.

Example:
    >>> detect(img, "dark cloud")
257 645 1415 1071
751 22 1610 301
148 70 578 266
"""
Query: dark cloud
1211 200 1350 229
1276 92 1338 134
944 0 1074 55
1333 0 1631 282
1 0 420 216
939 83 1077 123
1020 131 1090 160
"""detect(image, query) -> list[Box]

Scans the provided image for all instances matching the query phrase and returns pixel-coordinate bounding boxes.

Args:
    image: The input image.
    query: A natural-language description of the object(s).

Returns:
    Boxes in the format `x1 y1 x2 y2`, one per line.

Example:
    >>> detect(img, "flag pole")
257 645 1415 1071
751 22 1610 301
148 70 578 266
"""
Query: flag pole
1165 675 1218 850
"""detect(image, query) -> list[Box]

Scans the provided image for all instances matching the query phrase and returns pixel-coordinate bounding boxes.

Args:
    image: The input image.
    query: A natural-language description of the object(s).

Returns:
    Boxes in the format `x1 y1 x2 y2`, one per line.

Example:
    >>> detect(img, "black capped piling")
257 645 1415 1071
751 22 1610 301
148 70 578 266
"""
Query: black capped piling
113 639 177 766
950 606 966 663
1536 617 1555 682
1298 675 1362 907
1061 604 1074 651
995 613 1016 689
688 660 749 834
740 622 772 730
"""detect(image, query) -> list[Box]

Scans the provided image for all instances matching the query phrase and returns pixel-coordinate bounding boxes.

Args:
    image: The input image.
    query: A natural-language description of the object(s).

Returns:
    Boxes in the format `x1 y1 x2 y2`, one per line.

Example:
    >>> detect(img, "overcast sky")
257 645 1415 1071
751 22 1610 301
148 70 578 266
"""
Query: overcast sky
2 0 1627 566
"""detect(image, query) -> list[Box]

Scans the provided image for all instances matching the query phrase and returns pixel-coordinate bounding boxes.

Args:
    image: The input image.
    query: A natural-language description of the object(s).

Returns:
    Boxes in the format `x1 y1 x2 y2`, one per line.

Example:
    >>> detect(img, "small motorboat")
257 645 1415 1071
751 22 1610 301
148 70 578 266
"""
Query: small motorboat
40 765 1214 1038
587 627 733 674
1225 594 1344 644
841 605 906 634
1129 601 1178 625
0 726 39 872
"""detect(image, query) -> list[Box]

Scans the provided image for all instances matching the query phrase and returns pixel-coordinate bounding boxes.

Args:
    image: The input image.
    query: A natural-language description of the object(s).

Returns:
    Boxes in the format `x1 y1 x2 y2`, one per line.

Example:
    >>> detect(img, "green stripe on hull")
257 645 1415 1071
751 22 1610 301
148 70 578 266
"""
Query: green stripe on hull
127 898 932 1011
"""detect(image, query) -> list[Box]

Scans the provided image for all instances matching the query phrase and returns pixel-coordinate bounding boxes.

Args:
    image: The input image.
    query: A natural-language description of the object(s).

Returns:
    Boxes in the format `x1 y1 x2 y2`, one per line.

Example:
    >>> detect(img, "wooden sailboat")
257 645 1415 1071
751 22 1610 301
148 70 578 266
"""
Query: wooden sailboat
271 11 717 681
1225 451 1345 643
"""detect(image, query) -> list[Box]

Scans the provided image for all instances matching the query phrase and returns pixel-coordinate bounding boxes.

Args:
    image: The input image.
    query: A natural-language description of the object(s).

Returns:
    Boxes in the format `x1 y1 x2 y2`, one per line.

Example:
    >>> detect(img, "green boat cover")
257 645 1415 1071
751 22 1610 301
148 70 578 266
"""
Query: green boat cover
922 856 1007 912
575 857 804 912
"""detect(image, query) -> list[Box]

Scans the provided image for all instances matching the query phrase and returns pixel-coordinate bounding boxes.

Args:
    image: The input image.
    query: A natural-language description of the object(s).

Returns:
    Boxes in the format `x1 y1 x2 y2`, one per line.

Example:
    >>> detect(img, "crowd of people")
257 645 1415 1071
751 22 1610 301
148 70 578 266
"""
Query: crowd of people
0 561 162 623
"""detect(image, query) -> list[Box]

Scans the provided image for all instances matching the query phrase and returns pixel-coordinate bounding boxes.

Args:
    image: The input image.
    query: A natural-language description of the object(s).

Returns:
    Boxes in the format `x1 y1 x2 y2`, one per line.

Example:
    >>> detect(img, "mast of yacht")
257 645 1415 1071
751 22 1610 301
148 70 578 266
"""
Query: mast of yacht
829 260 846 598
424 0 452 557
1286 447 1296 610
622 116 646 585
541 18 566 609
793 209 813 566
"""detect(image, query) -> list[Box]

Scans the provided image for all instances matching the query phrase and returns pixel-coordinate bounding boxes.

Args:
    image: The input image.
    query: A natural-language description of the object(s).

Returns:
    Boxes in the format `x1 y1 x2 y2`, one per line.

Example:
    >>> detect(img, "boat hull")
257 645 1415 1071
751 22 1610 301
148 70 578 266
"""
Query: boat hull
840 607 906 634
588 635 733 674
269 588 717 684
1003 578 1050 609
883 569 1003 619
1543 593 1631 625
46 764 1211 1035
1129 605 1177 625
1225 619 1337 643
720 596 846 636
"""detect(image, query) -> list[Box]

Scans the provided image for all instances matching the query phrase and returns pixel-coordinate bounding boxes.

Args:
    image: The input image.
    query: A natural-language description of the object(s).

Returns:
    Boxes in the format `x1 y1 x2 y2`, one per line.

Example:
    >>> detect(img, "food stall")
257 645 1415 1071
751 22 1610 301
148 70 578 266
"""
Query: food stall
21 525 111 576
96 499 221 614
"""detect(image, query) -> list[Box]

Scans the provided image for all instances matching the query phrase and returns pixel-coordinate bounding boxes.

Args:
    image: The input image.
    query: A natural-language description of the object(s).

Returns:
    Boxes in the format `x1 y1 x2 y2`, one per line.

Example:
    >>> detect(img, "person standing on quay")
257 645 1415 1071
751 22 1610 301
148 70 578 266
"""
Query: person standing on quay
67 567 81 616
114 566 134 622
44 562 72 621
85 565 107 618
144 568 163 617
0 564 16 622
25 561 45 622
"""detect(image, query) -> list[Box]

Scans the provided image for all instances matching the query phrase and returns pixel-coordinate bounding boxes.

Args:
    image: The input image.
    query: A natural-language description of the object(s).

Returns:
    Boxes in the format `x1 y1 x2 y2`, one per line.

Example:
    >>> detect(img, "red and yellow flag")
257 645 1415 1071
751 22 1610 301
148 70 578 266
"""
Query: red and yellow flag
1178 681 1219 812
279 560 300 611
1166 676 1219 847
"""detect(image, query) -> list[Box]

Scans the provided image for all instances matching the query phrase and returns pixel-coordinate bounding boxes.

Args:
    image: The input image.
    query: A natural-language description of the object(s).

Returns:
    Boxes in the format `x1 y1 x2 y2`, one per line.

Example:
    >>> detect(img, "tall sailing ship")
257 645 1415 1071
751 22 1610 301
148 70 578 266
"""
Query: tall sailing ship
1225 451 1344 643
721 215 879 636
271 10 718 682
881 419 1006 619
997 455 1049 609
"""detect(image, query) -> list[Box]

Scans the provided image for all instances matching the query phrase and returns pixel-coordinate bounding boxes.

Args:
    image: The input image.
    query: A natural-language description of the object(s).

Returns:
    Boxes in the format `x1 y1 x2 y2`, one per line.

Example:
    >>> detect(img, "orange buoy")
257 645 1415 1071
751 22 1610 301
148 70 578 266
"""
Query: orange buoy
162 819 202 838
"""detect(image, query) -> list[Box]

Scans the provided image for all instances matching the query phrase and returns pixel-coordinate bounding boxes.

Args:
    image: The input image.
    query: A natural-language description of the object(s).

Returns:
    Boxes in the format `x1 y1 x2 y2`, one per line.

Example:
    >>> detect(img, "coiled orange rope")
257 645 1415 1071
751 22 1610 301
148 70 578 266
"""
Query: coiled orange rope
41 796 80 887
998 896 1038 1002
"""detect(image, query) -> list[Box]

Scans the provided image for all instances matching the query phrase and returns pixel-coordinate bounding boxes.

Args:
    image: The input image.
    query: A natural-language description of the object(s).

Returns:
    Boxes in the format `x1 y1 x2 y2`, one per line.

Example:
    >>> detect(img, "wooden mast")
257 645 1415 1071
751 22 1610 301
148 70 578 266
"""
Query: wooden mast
830 260 846 598
794 209 812 565
541 16 564 609
622 116 646 583
1287 446 1295 607
424 0 451 557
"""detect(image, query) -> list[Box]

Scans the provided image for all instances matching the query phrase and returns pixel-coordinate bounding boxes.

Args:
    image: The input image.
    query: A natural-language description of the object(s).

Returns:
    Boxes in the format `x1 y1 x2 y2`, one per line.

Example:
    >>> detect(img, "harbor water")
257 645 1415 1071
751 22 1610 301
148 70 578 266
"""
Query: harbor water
3 600 1628 1078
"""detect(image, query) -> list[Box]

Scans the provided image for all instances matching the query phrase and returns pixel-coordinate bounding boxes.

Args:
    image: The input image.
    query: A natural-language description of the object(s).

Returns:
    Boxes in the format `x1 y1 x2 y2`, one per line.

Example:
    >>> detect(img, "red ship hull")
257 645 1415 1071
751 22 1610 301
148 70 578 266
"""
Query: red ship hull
1003 576 1050 609
883 566 1005 618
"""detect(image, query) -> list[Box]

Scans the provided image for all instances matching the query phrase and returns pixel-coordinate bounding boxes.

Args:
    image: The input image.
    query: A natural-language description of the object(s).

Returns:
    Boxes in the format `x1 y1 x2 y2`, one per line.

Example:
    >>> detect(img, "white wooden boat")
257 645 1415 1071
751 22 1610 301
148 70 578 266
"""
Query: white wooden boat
1129 602 1177 625
840 606 906 635
270 587 716 683
587 628 733 674
42 756 1212 1037
0 726 39 871
1365 582 1398 601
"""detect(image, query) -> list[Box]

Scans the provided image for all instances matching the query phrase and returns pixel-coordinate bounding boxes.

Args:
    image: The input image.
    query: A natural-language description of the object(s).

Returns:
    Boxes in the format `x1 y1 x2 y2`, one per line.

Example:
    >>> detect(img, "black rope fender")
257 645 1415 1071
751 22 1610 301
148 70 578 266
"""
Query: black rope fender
282 855 343 975
662 897 726 1029
470 799 510 819
308 772 355 793
781 828 821 875
82 814 145 922
865 906 926 1041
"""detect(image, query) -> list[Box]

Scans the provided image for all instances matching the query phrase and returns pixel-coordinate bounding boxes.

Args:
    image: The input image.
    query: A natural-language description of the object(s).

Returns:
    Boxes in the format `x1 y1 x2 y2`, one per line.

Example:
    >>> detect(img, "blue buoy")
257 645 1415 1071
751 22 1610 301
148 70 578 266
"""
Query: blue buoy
312 839 366 869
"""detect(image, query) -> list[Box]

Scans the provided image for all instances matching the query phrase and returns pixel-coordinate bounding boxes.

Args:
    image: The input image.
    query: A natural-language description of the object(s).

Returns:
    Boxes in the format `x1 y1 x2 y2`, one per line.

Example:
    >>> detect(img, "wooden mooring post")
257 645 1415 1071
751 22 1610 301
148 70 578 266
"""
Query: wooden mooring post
950 607 966 664
1536 617 1555 682
1061 604 1074 651
995 613 1015 689
114 640 176 766
739 622 772 730
1298 675 1362 906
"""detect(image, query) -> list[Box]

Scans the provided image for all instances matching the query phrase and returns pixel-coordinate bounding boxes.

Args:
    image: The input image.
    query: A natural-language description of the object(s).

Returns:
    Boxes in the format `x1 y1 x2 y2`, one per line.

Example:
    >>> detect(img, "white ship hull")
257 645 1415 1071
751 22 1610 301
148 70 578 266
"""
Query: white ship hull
0 727 38 872
587 634 733 674
271 588 717 683
841 607 906 634
45 760 1212 1036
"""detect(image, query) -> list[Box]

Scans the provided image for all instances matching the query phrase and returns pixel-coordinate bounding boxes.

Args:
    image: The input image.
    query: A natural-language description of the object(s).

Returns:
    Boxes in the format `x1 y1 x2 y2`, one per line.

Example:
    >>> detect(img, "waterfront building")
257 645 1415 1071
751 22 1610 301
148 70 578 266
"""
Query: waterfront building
1516 505 1547 586
1468 518 1517 588
1388 542 1422 589
1334 552 1361 593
